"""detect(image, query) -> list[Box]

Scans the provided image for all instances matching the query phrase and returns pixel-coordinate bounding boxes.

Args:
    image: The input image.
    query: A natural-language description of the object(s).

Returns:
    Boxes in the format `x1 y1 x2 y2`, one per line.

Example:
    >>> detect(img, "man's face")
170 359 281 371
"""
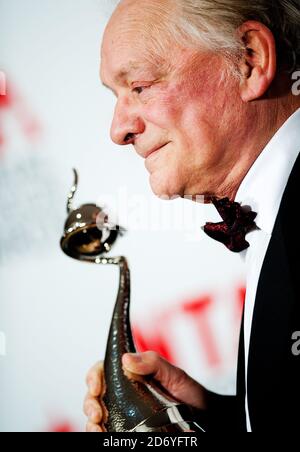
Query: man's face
100 0 245 199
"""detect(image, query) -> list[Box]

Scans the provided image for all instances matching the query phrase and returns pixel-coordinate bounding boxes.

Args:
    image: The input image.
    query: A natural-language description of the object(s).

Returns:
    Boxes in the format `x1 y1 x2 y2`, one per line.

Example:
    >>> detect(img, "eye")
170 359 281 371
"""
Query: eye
133 86 144 94
132 85 150 95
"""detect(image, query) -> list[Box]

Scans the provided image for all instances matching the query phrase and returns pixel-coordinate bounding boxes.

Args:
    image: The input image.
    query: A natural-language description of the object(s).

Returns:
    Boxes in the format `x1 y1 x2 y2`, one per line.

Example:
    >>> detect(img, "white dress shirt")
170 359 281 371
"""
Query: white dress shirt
235 108 300 432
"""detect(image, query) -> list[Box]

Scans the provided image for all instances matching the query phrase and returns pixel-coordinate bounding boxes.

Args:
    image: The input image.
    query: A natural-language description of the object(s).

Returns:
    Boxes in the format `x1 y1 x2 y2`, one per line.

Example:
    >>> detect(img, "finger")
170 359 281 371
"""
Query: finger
83 395 103 424
122 352 160 375
83 392 109 424
86 361 105 397
122 351 189 394
100 423 107 433
86 421 103 433
101 400 109 424
122 351 181 379
123 352 207 409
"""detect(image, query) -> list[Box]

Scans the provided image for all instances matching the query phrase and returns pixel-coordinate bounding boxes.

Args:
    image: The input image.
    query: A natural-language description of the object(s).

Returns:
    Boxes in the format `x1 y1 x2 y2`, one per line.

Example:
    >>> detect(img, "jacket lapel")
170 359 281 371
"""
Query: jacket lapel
246 152 300 431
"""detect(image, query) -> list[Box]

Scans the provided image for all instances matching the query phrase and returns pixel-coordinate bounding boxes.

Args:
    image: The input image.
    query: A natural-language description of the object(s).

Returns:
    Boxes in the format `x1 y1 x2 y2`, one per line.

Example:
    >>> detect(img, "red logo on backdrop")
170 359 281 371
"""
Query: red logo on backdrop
181 295 220 366
133 285 245 368
47 421 77 433
0 71 6 97
0 73 42 153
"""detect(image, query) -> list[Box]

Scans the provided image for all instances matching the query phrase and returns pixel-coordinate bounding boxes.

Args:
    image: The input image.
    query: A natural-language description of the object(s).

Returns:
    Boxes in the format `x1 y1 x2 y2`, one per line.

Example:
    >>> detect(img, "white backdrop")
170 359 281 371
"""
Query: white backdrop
0 0 246 432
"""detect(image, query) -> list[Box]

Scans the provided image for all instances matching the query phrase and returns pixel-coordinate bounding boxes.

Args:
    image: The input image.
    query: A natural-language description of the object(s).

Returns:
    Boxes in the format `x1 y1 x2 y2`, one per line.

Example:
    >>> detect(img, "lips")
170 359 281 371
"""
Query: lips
144 143 170 159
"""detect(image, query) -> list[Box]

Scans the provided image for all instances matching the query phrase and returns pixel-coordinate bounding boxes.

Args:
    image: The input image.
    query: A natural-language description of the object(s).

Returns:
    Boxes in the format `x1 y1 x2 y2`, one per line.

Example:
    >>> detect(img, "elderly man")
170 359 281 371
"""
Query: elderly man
84 0 300 432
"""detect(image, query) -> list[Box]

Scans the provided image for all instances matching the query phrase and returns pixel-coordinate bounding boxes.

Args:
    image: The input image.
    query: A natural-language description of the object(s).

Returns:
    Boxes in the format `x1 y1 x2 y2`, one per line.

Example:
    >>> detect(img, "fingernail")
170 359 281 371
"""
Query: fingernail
130 353 142 362
123 353 142 367
128 353 142 363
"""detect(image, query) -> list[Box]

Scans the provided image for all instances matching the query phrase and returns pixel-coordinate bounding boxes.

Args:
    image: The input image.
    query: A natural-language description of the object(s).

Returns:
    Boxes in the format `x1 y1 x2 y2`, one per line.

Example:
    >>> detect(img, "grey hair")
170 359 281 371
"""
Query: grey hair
171 0 300 73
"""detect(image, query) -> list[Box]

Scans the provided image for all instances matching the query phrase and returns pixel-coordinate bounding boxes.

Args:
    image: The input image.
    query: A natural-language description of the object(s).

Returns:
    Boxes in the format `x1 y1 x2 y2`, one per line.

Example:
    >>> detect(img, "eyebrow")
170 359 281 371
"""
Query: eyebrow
115 62 146 81
101 61 155 93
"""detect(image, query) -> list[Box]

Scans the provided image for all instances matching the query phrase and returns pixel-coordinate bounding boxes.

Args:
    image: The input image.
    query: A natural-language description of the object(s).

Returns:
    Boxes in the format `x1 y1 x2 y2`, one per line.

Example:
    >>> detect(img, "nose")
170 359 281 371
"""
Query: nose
110 97 145 146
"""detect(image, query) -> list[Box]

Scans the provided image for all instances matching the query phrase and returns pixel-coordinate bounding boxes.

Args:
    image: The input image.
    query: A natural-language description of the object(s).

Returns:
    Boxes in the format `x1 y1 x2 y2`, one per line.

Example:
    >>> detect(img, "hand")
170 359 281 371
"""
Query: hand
84 361 107 432
84 351 208 432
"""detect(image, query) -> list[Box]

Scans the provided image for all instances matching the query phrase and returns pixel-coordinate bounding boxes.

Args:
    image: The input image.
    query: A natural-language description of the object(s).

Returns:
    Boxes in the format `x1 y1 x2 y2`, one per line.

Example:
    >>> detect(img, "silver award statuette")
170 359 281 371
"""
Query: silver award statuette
60 170 206 432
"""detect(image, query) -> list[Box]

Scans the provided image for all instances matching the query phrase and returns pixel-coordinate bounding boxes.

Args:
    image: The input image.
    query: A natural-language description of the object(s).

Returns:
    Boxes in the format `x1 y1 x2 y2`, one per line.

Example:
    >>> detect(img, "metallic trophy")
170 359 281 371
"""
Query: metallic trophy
60 170 206 432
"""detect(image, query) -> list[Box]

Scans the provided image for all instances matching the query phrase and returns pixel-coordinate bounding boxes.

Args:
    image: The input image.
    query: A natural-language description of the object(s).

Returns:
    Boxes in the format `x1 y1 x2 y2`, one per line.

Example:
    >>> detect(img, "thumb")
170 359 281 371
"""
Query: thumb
122 351 206 409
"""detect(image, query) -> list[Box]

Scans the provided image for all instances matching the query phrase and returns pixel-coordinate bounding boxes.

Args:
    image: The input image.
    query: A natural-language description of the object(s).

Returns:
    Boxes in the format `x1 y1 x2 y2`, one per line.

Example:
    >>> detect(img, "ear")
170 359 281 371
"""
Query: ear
237 21 277 102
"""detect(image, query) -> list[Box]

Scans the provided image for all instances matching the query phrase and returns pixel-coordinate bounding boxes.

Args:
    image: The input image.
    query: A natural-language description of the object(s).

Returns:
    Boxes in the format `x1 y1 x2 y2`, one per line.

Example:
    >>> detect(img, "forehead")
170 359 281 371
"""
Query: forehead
100 0 174 83
101 31 166 85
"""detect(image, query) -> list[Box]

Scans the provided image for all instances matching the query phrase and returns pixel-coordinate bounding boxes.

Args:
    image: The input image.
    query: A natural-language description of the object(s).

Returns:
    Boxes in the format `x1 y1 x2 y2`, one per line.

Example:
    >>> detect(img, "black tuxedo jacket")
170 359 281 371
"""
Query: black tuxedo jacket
207 152 300 432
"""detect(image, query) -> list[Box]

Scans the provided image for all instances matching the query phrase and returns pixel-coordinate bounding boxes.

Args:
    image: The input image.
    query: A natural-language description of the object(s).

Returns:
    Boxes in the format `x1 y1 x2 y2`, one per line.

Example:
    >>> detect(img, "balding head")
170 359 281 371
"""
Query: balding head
102 0 184 74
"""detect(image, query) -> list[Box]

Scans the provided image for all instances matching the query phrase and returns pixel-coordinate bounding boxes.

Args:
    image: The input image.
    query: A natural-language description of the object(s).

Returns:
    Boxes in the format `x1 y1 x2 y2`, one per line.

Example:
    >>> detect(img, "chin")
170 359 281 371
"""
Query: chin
149 172 183 199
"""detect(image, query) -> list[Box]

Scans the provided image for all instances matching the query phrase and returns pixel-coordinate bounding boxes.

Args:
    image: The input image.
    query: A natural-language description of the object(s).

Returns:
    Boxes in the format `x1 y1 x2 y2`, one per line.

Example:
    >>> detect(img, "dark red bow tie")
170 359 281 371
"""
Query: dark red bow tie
203 197 257 253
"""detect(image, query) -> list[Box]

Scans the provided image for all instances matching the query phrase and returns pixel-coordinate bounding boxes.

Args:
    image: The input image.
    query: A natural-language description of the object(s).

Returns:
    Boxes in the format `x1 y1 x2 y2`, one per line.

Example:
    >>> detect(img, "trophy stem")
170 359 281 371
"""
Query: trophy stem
102 257 206 433
104 256 136 358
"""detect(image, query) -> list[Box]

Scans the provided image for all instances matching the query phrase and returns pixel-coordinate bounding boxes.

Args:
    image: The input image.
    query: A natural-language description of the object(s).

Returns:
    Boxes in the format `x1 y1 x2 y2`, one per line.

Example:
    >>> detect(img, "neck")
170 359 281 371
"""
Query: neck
215 90 300 202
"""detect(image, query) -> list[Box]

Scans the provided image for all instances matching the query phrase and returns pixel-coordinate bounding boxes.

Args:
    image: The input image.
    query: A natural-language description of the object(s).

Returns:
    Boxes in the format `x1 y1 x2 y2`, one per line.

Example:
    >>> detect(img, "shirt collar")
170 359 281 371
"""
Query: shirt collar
235 108 300 235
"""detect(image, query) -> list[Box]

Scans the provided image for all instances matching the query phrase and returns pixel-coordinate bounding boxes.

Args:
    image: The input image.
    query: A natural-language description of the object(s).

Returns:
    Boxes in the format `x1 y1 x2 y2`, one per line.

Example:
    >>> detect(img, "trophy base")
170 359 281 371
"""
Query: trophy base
130 404 206 432
132 421 205 432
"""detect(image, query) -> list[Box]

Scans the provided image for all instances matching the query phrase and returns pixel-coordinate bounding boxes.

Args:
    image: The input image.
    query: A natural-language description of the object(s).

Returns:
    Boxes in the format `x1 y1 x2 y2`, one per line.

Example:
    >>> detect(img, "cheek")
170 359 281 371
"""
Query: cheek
141 84 190 129
142 74 240 172
173 79 239 158
141 75 225 134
